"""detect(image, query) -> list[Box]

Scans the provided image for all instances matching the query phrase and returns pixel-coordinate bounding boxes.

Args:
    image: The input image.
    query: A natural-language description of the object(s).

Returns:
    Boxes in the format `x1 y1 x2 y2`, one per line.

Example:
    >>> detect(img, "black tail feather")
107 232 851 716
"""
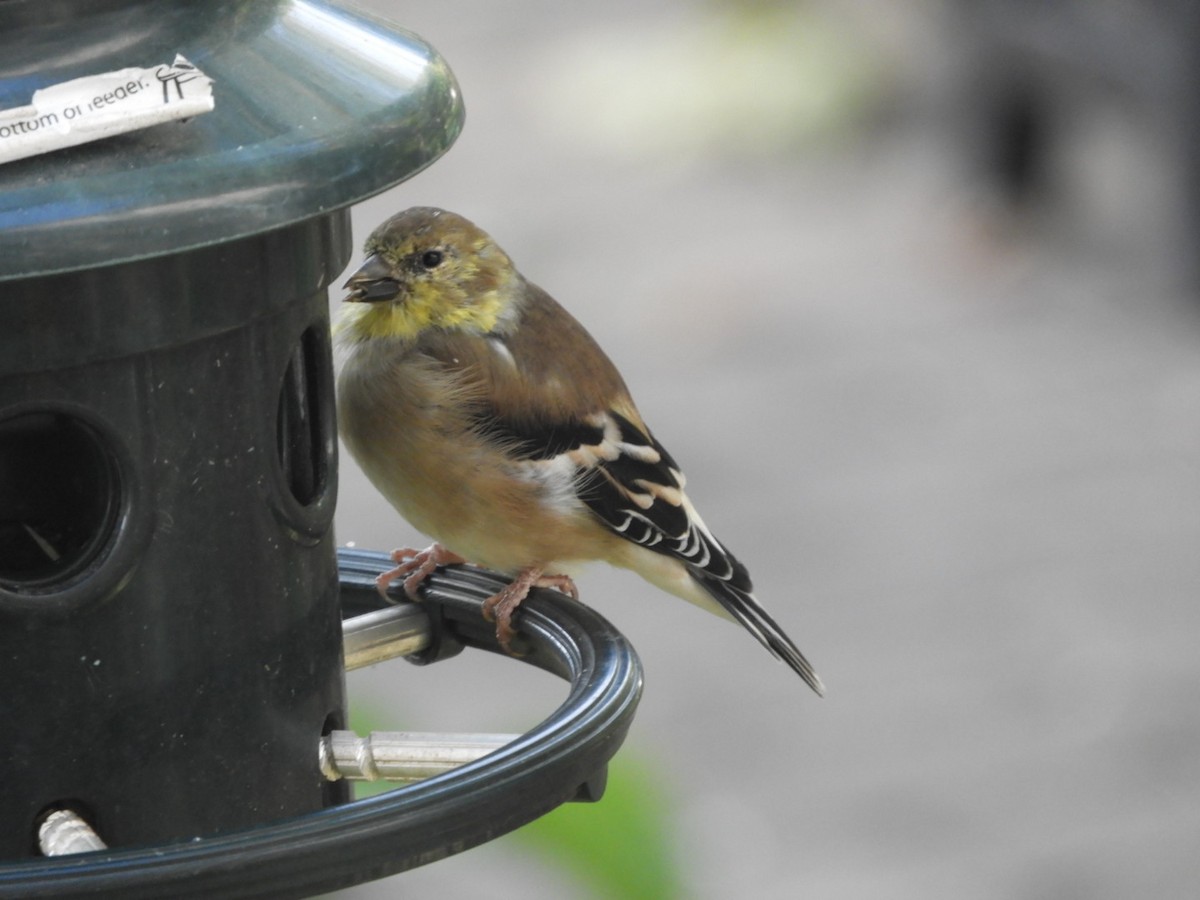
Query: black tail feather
695 572 824 697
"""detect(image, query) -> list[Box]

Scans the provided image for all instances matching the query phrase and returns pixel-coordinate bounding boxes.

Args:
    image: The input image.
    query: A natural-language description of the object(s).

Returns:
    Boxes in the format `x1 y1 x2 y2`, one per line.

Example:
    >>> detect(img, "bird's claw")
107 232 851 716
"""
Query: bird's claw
378 550 579 655
375 543 466 601
481 568 579 653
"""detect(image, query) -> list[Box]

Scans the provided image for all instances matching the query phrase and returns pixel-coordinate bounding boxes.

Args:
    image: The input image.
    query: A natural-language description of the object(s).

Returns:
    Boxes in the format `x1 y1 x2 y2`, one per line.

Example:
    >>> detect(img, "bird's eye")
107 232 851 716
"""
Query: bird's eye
419 250 444 269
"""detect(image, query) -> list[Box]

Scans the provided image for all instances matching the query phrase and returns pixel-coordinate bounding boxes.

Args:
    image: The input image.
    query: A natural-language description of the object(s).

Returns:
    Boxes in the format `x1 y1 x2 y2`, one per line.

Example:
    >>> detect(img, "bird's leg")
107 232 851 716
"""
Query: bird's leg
375 542 467 601
482 567 579 651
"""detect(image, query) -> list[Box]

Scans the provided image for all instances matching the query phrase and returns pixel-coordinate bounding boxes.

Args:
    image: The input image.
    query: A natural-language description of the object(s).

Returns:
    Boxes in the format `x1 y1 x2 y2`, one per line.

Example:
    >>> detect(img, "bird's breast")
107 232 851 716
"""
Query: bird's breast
336 342 606 572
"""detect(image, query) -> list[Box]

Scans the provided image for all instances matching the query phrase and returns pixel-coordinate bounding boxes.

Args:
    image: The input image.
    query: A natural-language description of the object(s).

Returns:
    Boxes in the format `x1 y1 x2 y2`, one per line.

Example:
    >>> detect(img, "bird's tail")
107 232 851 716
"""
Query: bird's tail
694 571 825 697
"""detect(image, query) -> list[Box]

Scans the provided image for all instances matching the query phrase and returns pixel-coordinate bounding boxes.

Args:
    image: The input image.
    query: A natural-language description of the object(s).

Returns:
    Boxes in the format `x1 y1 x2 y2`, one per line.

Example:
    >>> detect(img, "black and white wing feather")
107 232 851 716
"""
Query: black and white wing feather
490 404 824 695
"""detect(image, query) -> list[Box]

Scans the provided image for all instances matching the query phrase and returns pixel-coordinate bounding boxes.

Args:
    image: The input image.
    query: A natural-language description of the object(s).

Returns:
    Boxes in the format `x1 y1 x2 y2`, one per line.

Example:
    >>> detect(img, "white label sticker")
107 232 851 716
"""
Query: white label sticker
0 54 214 165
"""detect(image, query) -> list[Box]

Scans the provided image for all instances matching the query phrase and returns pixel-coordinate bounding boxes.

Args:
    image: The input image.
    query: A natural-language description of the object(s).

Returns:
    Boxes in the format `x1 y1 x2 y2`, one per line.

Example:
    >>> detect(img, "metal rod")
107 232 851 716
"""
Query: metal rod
319 730 518 783
342 603 430 671
2 549 640 896
38 809 107 856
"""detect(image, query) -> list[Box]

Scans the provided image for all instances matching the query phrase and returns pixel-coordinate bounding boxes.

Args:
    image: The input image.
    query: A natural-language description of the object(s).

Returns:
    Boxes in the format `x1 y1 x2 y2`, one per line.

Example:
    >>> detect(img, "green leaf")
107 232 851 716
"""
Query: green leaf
510 752 683 900
346 707 683 897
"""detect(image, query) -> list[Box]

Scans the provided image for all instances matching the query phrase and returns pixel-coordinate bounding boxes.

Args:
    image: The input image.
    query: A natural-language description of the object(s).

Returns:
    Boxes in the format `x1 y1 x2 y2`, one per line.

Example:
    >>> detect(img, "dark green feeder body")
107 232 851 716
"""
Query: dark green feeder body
0 0 463 858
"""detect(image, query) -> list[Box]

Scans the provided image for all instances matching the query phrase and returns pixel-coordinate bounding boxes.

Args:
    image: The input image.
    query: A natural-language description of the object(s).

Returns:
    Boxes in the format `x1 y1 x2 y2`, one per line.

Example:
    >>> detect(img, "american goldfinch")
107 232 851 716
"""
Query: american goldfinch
336 207 823 696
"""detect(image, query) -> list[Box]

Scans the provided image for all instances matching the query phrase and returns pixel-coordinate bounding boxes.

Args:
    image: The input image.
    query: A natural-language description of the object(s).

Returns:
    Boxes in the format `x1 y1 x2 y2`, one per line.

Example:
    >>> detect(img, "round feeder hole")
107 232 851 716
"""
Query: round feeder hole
0 412 121 591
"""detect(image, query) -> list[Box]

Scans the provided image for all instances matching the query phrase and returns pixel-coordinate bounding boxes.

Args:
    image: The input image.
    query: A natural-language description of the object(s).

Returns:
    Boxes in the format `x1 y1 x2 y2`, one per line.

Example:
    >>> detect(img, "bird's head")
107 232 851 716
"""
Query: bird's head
338 207 522 342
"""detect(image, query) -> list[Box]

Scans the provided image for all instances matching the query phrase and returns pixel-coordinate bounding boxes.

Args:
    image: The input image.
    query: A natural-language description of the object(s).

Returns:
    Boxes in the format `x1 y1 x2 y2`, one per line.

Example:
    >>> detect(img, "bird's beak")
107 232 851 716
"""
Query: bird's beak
343 253 401 302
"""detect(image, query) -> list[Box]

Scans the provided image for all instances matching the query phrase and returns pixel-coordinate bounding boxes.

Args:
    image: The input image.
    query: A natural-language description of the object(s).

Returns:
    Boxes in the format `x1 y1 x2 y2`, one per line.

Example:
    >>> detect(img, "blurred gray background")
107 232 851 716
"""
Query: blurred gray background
331 1 1200 897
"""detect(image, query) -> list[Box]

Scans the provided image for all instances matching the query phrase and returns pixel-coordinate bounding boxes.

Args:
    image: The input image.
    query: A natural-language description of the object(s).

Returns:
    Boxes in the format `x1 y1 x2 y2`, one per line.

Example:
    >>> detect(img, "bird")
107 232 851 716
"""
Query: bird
335 207 823 695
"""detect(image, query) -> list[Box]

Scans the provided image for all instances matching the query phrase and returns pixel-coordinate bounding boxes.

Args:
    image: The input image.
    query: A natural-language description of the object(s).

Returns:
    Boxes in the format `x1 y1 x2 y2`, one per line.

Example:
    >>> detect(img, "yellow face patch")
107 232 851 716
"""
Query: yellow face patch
337 281 508 343
336 207 521 344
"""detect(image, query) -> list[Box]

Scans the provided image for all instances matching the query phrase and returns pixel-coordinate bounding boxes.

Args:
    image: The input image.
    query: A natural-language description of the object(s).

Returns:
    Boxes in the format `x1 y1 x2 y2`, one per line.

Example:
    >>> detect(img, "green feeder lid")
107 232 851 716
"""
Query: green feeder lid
0 0 464 281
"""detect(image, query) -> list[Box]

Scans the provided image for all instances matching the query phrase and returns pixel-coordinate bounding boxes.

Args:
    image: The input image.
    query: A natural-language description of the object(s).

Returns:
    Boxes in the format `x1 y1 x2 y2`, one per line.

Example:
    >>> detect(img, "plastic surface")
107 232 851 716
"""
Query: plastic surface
0 217 351 856
0 0 465 280
0 549 644 899
0 0 464 867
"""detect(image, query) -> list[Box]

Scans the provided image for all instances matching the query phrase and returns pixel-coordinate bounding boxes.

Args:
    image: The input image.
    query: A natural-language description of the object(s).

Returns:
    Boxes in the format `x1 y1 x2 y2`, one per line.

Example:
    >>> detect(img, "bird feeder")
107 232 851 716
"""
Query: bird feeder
0 3 641 896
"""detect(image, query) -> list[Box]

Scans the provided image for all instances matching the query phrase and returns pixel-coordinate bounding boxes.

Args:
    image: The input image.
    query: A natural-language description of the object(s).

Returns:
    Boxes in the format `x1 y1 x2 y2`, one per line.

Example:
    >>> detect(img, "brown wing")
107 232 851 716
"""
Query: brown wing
419 283 750 586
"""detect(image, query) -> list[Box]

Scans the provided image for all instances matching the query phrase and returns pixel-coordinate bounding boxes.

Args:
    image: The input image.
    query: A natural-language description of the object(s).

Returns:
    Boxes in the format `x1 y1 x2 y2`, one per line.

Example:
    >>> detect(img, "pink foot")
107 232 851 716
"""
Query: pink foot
375 543 467 601
481 567 578 651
